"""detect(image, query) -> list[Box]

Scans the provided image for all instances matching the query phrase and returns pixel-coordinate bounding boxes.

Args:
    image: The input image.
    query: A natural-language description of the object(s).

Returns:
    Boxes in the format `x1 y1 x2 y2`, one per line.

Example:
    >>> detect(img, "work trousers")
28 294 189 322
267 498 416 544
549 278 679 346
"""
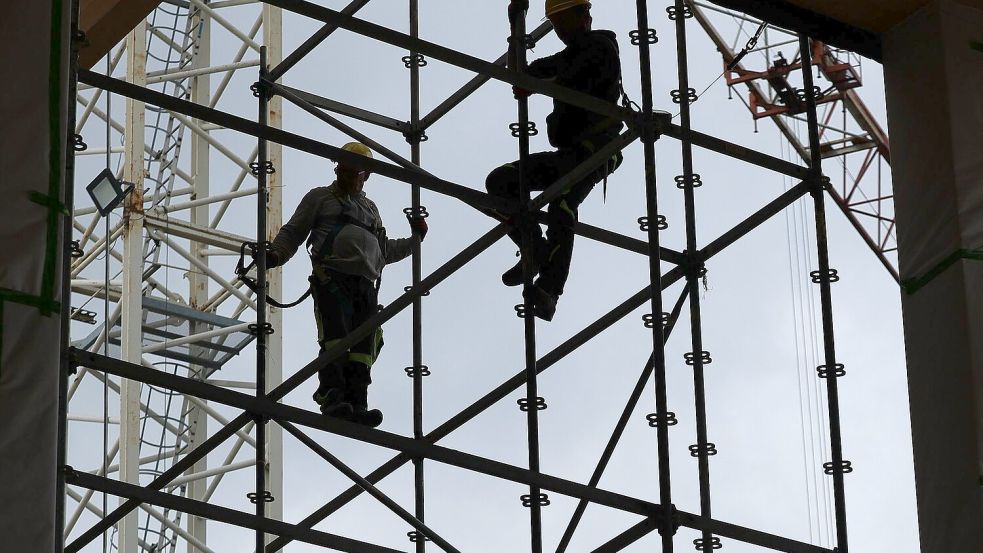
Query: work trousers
485 147 622 295
310 265 383 401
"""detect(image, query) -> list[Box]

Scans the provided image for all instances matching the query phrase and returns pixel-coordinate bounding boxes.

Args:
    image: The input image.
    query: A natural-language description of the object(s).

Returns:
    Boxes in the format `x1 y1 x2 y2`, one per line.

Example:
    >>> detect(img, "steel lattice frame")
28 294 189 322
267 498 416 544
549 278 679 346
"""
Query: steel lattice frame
58 0 861 552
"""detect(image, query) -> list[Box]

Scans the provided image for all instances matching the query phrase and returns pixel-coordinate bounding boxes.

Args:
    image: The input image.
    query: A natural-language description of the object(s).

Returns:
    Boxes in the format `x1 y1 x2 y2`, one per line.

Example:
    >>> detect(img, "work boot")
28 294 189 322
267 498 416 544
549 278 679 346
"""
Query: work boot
346 387 383 428
502 238 548 287
526 284 558 322
313 387 354 420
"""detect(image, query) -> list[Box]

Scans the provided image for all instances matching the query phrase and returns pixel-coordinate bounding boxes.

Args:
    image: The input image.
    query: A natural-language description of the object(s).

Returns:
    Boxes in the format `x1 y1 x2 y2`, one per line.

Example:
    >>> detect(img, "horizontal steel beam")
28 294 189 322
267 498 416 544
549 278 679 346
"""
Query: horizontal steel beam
78 69 514 215
64 469 405 553
277 84 408 133
143 213 250 252
71 348 666 519
263 0 807 178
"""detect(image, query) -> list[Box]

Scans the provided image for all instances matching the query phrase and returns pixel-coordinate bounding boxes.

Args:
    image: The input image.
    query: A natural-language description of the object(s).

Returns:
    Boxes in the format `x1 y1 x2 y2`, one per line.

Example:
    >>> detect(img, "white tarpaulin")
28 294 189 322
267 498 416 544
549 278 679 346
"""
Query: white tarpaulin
884 0 983 551
0 0 70 551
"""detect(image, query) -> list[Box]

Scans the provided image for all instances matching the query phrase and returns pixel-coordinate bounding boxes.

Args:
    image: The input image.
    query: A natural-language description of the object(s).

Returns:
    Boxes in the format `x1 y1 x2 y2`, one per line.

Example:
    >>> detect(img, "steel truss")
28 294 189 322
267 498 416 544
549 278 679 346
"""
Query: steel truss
60 0 858 552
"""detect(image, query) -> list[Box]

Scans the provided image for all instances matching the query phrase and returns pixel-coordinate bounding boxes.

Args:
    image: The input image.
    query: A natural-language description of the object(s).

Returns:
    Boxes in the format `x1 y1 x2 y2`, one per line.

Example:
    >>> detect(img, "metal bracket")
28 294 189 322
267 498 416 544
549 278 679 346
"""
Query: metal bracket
404 365 432 378
402 53 428 68
823 460 853 475
249 161 276 176
520 492 550 507
693 536 723 550
817 363 846 379
509 121 538 137
674 173 703 189
630 28 658 45
688 443 718 457
517 396 547 412
638 215 668 232
647 412 678 428
667 5 694 20
247 491 275 504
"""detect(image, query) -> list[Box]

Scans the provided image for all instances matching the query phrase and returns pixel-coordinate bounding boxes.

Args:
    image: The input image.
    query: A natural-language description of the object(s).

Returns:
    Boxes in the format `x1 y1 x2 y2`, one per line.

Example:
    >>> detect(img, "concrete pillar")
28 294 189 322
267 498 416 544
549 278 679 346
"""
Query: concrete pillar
882 2 983 551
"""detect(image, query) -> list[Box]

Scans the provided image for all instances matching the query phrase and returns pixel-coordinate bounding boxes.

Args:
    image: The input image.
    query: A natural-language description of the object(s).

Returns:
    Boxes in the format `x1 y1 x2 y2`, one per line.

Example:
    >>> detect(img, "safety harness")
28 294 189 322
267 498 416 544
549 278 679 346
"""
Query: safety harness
234 190 387 308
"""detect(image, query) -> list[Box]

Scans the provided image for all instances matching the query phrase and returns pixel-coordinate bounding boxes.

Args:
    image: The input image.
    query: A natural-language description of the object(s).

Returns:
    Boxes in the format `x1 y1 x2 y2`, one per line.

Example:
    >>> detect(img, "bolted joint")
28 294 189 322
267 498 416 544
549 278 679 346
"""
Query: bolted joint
250 78 273 100
680 249 707 281
658 503 682 537
636 110 672 144
808 174 831 194
403 126 429 145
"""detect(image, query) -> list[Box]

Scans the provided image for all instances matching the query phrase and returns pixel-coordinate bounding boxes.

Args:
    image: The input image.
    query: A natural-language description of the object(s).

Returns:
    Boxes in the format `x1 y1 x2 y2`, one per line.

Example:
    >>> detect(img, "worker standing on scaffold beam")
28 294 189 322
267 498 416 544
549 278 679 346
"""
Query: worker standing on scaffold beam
258 142 429 427
486 0 625 321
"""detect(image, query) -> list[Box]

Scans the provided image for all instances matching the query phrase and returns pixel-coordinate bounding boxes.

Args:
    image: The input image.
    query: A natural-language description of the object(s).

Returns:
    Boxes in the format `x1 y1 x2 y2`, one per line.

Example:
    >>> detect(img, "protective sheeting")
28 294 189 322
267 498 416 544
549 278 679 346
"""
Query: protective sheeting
883 1 983 551
0 0 69 551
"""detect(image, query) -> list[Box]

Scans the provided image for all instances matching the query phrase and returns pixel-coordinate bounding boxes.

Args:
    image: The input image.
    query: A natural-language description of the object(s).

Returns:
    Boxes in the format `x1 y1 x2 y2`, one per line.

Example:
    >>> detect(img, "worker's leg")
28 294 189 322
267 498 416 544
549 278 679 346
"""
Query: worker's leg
537 152 624 298
310 267 357 416
342 277 384 427
485 151 566 246
486 152 564 285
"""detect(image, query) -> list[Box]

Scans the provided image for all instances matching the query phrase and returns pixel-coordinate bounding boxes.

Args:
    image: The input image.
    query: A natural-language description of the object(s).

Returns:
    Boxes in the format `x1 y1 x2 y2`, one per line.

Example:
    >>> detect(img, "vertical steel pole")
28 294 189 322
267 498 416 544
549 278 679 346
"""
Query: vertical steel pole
119 19 148 553
187 6 211 549
58 1 82 549
254 45 270 553
672 0 715 549
511 8 544 553
799 33 849 553
262 6 284 545
633 1 674 548
408 1 427 552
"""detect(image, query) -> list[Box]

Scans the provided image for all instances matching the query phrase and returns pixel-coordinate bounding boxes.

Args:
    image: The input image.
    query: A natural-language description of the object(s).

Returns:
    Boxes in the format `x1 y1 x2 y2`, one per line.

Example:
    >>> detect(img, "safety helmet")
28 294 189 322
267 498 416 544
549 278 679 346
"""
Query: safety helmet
340 141 373 159
545 0 591 17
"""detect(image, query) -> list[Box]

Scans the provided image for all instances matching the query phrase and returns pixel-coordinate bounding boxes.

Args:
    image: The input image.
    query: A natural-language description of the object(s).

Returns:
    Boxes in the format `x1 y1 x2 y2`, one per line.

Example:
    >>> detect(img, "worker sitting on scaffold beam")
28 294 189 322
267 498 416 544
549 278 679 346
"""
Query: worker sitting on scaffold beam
486 0 626 321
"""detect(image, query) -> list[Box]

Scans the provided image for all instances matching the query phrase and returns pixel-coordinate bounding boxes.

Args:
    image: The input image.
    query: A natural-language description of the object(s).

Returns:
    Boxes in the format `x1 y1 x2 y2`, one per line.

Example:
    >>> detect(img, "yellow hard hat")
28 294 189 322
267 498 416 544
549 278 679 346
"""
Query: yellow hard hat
545 0 591 17
340 142 373 160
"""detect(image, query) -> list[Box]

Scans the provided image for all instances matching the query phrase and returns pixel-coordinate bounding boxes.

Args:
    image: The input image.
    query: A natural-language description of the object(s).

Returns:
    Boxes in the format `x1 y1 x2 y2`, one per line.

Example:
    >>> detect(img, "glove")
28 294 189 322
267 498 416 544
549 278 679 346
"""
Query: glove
508 0 529 25
252 243 281 269
513 85 533 99
408 216 429 242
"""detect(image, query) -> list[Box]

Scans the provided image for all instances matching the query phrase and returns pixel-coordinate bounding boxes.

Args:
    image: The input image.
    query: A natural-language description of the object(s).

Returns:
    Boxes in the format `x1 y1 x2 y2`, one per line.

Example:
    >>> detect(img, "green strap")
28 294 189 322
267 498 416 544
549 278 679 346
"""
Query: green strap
901 248 983 295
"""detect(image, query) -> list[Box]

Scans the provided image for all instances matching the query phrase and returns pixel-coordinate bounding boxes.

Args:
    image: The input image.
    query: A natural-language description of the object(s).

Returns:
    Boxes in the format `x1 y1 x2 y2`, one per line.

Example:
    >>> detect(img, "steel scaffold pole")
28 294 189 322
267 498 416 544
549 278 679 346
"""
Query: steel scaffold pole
672 0 717 549
511 5 545 552
254 45 271 553
634 0 676 548
798 32 850 553
408 0 428 551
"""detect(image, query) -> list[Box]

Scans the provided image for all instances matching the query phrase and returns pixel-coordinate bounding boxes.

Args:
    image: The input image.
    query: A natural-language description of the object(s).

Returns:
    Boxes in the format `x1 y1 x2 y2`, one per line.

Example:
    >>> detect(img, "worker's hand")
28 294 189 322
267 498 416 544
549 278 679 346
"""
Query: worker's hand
251 243 281 269
508 0 529 25
408 216 429 242
513 85 533 99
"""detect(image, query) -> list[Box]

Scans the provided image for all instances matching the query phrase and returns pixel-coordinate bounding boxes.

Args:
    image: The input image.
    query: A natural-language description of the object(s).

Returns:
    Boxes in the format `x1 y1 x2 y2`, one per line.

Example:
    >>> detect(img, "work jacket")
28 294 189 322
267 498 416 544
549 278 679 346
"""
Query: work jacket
270 182 416 281
527 29 625 150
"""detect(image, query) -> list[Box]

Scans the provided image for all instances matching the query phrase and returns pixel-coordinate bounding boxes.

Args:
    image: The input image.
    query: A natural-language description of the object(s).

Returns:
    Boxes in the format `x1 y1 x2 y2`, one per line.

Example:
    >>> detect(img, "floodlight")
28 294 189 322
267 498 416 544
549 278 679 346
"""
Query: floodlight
85 168 132 217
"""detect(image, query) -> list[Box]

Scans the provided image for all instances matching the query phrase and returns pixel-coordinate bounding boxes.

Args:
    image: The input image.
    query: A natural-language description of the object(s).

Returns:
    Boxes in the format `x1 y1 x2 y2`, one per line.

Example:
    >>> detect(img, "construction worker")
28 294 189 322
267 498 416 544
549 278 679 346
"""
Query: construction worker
260 142 428 427
486 0 624 321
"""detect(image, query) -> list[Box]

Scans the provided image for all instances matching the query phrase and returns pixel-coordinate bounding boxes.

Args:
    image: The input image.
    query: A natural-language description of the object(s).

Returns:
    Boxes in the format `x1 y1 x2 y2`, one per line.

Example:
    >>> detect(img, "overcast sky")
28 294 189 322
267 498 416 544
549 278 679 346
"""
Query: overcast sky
68 1 917 552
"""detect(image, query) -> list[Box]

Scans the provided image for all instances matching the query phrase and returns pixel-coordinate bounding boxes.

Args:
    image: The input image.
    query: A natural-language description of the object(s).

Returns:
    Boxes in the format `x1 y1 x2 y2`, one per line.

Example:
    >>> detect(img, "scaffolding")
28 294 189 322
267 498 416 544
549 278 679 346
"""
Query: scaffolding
61 0 863 552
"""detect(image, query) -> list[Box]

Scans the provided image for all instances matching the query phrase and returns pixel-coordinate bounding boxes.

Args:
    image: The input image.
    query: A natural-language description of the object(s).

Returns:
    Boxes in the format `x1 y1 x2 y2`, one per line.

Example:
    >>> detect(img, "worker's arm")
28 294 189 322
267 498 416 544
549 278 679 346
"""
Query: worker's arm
559 33 620 91
268 189 321 267
383 233 419 265
527 52 563 79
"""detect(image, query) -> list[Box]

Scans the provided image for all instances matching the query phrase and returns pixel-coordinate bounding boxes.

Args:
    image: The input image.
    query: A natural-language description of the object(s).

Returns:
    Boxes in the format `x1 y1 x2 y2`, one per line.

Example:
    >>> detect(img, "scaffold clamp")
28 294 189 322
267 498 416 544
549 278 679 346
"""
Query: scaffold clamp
517 396 547 412
647 412 678 428
823 460 854 475
630 28 658 45
671 88 699 105
667 5 694 20
693 536 723 550
637 215 669 232
247 491 275 504
72 133 87 152
509 121 538 137
249 161 276 176
689 443 718 457
407 531 430 543
520 493 550 507
684 351 713 366
810 269 840 284
404 365 431 378
816 363 846 379
675 173 703 189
